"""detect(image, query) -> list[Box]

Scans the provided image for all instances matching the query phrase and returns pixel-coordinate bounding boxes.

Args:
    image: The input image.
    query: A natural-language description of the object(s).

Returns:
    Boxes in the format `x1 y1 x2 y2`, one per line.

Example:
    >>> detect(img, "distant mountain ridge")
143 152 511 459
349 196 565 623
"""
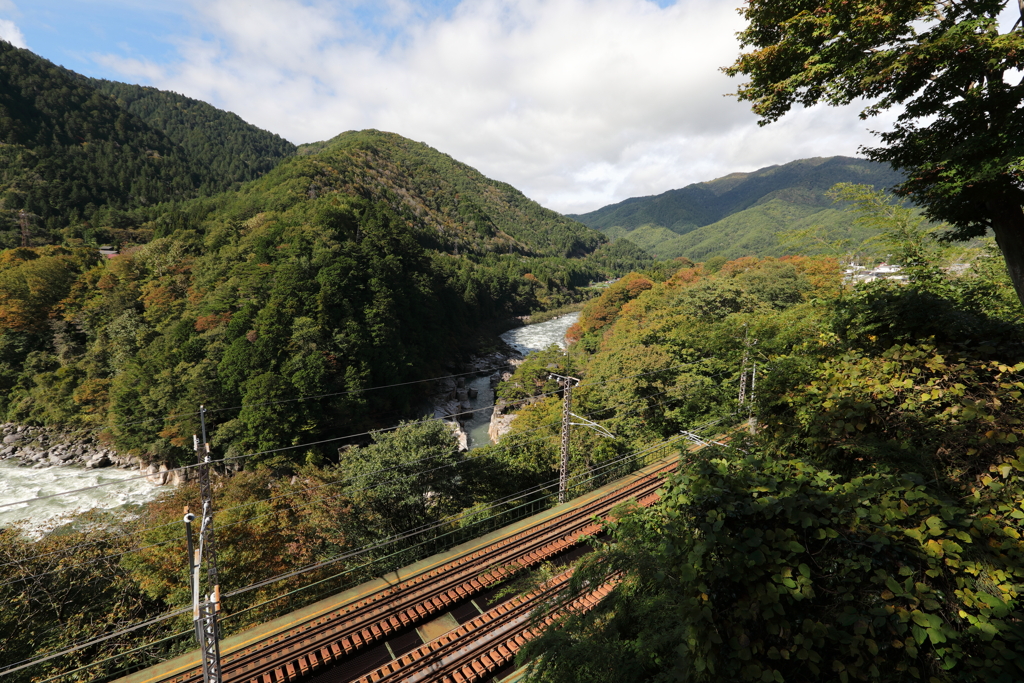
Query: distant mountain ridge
0 40 294 247
570 156 904 260
89 79 296 192
298 130 607 258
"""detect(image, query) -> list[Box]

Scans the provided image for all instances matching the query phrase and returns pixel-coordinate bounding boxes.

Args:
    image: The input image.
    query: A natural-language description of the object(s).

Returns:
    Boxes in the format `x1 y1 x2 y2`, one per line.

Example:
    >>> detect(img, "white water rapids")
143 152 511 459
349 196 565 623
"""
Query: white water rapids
0 312 581 531
461 312 580 449
499 312 580 356
0 459 160 534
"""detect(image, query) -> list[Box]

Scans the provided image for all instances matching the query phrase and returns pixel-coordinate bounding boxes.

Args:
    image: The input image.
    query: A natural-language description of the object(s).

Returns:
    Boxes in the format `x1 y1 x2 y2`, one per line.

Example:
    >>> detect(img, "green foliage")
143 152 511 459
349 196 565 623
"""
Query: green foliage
89 80 295 195
520 188 1024 683
496 345 576 402
569 272 655 351
765 344 1024 479
724 0 1024 305
0 43 294 247
0 45 202 243
337 420 468 543
522 452 1024 683
0 518 160 682
298 129 606 259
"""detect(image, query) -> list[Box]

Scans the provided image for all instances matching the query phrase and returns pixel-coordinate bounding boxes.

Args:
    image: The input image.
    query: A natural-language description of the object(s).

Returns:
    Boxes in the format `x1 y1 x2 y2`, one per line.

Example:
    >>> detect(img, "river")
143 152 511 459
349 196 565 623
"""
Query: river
0 458 160 534
462 312 580 449
0 312 580 531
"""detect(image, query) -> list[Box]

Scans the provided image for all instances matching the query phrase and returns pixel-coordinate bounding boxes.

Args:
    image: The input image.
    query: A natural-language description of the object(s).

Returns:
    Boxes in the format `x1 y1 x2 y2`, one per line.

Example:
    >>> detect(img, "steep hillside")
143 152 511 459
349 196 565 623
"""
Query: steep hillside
89 80 295 193
0 42 294 248
298 130 605 258
571 156 903 260
0 41 200 246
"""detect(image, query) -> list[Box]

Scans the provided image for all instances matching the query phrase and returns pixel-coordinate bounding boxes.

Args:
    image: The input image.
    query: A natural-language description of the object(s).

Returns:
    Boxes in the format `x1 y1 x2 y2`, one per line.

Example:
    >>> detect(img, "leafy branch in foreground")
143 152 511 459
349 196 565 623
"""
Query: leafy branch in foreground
725 0 1024 307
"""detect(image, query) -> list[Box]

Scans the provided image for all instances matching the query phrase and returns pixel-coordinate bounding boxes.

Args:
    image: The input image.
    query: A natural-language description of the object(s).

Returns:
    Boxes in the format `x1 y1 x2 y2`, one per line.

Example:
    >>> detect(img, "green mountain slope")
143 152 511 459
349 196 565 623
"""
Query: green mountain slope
0 42 294 248
298 130 606 258
571 156 903 259
89 79 295 194
0 41 200 246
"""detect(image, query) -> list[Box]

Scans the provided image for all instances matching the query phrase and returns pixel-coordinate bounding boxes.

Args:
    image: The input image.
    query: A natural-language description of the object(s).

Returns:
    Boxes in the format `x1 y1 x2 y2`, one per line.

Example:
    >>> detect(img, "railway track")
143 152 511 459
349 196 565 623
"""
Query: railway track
349 568 619 683
120 440 698 683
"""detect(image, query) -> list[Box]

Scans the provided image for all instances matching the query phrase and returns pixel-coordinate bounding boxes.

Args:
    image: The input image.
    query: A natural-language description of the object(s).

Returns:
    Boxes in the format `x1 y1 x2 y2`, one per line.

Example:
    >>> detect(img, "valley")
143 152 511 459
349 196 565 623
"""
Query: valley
2 26 1024 683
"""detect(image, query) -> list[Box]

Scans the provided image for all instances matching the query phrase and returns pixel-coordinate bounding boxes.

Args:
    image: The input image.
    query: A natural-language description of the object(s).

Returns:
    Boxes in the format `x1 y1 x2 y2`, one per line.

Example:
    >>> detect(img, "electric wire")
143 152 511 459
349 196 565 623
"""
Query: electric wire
0 468 584 677
0 374 733 579
210 386 707 534
33 628 194 683
0 404 577 586
109 365 528 429
2 434 690 679
0 359 715 512
222 436 684 601
1 371 728 576
0 605 192 678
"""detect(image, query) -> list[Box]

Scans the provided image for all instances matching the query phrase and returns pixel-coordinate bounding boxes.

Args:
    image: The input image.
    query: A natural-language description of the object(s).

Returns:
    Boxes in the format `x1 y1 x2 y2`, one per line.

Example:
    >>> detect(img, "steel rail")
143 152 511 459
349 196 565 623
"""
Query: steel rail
120 439 703 683
225 448 681 682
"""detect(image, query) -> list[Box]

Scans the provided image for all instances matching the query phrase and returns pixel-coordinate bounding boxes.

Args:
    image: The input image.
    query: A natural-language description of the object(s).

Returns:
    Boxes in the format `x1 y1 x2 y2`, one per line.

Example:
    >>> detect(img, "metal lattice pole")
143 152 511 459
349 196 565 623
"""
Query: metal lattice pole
559 381 572 504
193 405 222 683
738 324 750 406
550 374 579 504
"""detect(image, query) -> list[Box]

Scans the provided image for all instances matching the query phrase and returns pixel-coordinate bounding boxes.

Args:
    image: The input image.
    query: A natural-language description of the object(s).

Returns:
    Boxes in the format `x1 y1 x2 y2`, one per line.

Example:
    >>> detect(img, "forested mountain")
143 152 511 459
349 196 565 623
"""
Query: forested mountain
297 130 606 258
0 124 643 466
571 156 903 260
89 80 296 193
0 41 293 248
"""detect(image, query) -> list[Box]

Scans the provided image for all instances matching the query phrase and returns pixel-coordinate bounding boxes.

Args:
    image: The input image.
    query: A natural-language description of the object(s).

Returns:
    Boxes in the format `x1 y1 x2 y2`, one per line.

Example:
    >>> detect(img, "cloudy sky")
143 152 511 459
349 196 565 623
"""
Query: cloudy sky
2 0 1008 214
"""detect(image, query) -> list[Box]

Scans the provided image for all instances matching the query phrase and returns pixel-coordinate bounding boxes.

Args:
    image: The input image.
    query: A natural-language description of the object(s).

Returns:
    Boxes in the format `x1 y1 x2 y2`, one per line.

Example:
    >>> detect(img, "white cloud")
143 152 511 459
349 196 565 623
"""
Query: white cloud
0 13 27 48
94 0 892 213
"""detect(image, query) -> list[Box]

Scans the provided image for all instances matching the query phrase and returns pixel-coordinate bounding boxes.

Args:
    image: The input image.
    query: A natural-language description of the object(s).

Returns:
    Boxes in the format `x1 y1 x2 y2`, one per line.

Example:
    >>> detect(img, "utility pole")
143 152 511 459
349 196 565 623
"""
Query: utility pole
183 405 222 683
18 211 30 248
549 373 579 504
738 325 758 408
549 373 615 504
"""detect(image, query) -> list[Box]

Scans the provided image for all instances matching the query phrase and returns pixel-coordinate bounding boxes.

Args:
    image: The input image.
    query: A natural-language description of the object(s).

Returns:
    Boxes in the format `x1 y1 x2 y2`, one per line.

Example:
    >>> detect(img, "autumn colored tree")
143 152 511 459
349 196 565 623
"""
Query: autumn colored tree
0 246 97 331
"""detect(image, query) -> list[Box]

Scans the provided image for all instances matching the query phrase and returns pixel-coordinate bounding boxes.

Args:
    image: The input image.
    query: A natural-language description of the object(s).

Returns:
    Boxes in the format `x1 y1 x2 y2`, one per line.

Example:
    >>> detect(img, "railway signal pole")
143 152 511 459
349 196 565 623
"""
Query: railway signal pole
183 405 223 683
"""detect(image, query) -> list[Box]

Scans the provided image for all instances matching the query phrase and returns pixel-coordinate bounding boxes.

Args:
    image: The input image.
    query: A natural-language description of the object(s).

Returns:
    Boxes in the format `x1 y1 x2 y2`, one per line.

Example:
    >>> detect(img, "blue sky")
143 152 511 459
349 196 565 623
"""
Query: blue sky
4 1 1013 214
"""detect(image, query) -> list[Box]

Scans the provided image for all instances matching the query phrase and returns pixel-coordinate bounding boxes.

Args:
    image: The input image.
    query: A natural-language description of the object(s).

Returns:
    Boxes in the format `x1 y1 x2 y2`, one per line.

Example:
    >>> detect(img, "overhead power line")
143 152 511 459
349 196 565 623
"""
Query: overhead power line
2 372 737 579
1 359 718 512
1 433 692 680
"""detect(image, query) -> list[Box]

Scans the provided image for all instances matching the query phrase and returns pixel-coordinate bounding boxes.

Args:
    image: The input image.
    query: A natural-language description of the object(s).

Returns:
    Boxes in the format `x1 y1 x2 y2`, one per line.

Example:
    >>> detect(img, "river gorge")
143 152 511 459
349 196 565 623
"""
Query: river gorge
0 312 580 533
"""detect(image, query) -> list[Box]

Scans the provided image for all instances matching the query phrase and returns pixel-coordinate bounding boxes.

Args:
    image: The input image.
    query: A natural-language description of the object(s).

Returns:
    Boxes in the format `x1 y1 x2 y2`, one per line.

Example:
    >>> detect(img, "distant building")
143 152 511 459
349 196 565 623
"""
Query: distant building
98 245 119 259
844 262 906 283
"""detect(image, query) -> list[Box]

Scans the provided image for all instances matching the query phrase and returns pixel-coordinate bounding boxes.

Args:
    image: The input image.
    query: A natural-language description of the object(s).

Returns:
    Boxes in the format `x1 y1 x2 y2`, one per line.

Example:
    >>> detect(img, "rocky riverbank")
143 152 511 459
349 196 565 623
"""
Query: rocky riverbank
487 398 519 443
0 423 137 471
428 348 523 449
0 423 190 486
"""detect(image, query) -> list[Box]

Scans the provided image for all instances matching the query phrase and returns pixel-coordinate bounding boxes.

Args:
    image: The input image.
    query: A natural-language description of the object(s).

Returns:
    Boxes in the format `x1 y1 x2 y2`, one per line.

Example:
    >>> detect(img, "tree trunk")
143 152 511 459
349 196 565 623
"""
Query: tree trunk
986 200 1024 309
